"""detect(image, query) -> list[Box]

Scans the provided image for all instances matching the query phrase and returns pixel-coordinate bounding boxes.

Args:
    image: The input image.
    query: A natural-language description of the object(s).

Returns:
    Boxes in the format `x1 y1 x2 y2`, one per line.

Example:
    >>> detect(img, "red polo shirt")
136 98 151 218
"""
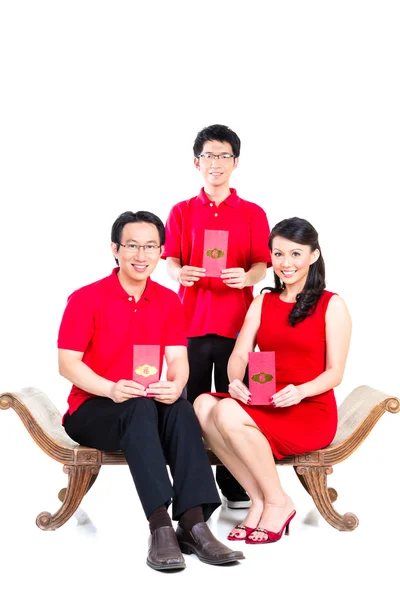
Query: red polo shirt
162 188 271 339
58 268 188 417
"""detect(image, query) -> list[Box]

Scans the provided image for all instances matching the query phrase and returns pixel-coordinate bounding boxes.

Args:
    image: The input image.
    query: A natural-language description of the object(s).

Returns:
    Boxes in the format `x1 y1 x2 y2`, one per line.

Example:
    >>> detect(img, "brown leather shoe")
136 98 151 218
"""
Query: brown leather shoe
175 522 245 565
147 526 186 571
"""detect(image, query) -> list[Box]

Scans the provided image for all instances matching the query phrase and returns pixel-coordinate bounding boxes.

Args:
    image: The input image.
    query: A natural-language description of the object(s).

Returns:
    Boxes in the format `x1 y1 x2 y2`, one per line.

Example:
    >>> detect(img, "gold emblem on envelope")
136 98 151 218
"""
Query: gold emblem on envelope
206 248 226 259
135 364 158 377
251 372 273 384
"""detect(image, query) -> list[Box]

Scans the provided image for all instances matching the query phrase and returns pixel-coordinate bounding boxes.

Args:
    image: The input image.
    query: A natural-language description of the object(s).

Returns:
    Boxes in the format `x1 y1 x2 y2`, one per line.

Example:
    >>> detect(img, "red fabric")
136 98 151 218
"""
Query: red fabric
212 291 338 459
58 268 187 418
248 351 276 404
162 188 271 339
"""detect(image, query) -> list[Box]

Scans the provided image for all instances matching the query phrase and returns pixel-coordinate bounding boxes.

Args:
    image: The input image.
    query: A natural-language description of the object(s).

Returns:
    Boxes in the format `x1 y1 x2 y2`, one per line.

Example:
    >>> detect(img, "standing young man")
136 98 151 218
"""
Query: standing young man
59 210 244 571
163 125 271 508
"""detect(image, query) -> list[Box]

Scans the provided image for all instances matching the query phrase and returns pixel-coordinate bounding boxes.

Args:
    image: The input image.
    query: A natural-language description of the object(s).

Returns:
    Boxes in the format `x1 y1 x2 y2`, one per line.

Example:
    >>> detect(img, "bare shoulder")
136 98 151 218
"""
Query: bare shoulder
251 293 265 311
327 294 349 311
326 294 352 324
253 293 265 306
244 293 264 321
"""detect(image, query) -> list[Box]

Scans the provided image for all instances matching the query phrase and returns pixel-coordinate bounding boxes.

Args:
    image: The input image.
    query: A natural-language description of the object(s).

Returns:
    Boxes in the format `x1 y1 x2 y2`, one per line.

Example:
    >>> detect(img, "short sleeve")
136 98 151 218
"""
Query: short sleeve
162 203 183 260
249 204 272 267
57 290 95 351
163 291 188 347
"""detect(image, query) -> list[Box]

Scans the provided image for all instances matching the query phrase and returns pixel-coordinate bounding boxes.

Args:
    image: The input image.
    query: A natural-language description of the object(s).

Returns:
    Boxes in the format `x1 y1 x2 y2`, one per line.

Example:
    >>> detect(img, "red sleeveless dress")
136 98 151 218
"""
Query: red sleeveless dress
215 291 339 459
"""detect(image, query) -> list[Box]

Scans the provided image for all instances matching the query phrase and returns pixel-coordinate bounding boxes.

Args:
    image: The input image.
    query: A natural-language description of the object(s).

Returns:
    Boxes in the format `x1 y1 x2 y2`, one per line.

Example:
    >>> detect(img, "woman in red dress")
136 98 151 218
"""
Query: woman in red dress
194 217 352 544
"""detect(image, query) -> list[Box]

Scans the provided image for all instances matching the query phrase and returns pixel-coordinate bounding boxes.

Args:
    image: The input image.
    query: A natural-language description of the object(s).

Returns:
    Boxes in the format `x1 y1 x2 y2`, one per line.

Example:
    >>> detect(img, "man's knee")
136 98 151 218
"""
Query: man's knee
119 396 157 431
167 397 205 433
169 396 195 418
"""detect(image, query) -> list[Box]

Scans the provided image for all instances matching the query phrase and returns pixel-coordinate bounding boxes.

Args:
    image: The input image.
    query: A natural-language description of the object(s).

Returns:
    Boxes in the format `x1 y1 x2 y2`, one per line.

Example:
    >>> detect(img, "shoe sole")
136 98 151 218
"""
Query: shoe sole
226 500 252 509
179 543 245 565
146 558 186 571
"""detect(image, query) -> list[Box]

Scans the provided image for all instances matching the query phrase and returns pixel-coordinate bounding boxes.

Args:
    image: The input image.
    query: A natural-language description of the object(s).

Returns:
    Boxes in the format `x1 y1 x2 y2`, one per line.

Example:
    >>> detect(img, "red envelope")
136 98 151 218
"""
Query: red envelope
248 351 276 405
202 230 229 277
133 345 161 387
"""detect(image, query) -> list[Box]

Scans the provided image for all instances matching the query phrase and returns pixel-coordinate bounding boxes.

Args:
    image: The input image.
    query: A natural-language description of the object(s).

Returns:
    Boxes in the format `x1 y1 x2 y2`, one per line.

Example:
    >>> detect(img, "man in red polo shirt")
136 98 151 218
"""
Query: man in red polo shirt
58 210 244 571
163 125 271 508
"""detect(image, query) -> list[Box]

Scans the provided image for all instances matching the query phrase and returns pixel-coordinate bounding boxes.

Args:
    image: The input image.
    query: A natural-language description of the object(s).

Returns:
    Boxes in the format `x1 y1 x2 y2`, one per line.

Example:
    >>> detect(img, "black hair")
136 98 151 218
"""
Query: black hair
111 211 165 265
262 217 326 326
193 124 241 158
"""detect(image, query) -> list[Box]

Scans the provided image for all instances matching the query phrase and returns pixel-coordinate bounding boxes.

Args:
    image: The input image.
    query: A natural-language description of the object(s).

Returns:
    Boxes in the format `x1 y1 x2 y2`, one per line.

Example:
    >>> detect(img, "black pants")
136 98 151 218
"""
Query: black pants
187 335 247 497
64 396 221 521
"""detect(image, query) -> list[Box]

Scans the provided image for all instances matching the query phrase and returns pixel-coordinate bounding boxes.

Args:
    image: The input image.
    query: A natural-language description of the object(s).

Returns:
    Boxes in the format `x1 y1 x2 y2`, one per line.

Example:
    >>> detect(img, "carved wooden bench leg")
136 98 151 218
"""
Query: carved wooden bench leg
296 465 358 531
37 464 100 531
294 466 338 503
58 470 100 502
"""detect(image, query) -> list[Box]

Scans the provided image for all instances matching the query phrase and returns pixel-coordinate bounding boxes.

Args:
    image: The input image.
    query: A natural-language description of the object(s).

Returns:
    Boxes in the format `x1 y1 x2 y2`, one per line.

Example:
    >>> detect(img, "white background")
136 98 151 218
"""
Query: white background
0 2 399 599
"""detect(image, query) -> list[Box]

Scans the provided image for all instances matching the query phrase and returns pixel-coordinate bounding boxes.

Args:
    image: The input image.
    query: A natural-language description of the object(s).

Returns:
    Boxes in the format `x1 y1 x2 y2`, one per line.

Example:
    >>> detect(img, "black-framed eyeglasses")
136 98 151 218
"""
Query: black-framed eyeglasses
197 153 235 161
119 243 161 255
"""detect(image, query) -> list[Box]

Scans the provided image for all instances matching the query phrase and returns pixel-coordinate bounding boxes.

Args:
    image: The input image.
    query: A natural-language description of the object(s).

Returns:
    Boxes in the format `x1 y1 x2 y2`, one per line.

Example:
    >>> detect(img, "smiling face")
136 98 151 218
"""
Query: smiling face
111 221 163 288
194 140 238 189
271 235 320 289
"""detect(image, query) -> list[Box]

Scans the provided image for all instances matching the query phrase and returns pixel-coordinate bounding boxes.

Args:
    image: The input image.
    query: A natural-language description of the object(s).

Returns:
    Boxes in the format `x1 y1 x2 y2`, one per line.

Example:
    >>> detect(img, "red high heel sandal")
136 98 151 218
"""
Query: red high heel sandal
245 510 296 544
227 524 256 541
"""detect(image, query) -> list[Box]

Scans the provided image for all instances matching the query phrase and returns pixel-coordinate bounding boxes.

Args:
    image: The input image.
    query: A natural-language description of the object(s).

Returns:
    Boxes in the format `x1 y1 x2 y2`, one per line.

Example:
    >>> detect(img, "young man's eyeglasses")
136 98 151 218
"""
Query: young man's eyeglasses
197 153 235 161
119 243 161 255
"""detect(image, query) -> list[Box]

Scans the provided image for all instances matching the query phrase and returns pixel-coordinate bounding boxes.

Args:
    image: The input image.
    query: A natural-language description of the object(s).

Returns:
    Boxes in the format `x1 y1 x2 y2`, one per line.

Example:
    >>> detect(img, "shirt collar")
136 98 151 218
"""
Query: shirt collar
108 267 154 301
196 187 240 208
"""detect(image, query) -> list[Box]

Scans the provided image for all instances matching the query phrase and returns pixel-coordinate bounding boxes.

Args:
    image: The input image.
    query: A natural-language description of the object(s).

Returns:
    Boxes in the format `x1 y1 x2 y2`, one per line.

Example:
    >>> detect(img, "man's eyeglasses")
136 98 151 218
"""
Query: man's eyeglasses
119 243 161 255
197 153 235 161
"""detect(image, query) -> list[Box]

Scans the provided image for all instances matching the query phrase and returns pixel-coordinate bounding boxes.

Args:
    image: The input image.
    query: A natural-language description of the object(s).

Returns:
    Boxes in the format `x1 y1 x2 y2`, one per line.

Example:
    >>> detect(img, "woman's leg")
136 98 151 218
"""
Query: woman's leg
212 398 296 542
212 335 250 506
194 394 265 538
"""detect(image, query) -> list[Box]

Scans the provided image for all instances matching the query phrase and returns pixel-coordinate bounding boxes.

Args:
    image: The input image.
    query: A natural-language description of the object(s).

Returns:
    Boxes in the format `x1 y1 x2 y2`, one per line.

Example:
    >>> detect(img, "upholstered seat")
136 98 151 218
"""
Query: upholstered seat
1 385 398 532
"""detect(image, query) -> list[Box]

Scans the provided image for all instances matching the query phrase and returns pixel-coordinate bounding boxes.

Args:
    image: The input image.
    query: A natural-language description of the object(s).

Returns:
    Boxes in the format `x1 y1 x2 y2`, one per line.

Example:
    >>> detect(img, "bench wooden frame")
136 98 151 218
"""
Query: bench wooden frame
1 385 398 533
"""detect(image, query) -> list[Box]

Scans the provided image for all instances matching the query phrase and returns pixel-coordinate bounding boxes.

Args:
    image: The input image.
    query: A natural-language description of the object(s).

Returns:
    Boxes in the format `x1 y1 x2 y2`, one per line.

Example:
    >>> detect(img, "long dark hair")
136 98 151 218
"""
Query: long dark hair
262 217 326 326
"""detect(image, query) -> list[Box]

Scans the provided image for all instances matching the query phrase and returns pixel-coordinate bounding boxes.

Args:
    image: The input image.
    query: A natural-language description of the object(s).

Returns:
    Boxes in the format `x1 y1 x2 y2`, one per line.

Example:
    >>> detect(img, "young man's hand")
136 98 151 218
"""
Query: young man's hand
178 265 206 286
221 268 247 289
146 380 183 404
109 380 146 403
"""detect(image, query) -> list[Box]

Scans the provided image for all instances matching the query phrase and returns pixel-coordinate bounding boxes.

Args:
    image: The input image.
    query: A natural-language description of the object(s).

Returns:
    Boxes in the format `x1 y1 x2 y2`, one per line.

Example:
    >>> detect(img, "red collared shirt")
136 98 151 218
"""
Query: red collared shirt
163 188 271 338
58 268 187 416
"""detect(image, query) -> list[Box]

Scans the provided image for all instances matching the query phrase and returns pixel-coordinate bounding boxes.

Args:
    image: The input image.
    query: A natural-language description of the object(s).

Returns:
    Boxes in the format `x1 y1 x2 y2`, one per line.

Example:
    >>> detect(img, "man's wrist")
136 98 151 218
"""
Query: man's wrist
104 379 114 398
172 380 184 397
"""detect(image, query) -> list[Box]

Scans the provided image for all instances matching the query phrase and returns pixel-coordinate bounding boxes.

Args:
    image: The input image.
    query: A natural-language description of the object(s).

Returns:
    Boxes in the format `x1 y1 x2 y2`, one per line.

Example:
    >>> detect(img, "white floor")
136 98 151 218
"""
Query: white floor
1 407 399 600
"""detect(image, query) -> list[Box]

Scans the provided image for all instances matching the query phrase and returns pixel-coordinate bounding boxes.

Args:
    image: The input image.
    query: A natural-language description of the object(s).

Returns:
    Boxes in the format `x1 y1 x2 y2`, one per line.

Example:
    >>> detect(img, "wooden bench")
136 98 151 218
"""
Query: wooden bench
1 385 398 533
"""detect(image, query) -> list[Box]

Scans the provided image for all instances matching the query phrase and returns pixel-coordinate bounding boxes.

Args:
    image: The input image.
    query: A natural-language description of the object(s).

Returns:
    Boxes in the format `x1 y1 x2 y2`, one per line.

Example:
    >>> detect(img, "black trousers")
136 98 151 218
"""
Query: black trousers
187 335 247 496
187 335 237 402
64 396 221 521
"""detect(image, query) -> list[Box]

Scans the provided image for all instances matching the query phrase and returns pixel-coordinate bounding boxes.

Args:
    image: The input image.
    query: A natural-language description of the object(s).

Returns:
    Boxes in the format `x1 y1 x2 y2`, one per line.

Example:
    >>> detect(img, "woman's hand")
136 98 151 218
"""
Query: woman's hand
228 379 252 404
271 384 305 408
